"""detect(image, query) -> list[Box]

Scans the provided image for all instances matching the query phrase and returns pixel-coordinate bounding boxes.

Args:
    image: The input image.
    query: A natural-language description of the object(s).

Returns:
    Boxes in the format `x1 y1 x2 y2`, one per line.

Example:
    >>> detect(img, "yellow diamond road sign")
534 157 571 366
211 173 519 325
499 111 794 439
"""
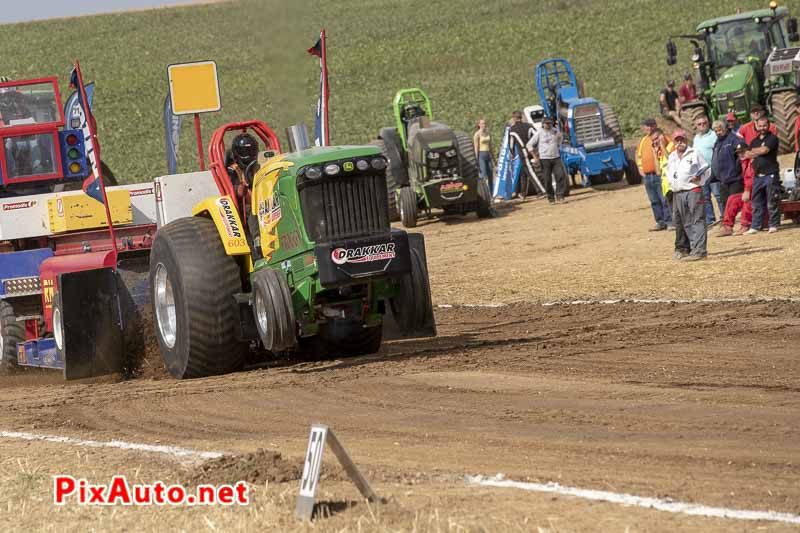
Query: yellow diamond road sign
167 60 221 115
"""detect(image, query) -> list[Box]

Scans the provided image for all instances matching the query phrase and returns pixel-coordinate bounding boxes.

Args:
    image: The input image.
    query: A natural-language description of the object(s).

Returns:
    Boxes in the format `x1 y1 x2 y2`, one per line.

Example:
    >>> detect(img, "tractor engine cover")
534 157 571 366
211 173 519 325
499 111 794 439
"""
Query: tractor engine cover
315 229 411 288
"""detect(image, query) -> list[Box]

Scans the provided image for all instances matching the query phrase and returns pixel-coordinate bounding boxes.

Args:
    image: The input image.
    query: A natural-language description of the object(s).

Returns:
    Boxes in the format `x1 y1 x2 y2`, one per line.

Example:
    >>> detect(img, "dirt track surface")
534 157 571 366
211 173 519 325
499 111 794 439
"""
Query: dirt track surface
1 183 799 531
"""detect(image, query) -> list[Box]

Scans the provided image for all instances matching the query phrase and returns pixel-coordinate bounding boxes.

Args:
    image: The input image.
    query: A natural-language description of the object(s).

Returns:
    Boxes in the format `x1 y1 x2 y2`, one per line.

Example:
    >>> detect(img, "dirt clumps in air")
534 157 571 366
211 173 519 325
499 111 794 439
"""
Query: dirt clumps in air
122 307 169 380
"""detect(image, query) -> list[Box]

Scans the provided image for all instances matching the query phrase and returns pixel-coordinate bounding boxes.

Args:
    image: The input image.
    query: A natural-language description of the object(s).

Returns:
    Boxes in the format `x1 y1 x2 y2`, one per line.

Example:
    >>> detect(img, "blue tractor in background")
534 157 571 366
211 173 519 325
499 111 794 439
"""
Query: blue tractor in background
535 58 640 187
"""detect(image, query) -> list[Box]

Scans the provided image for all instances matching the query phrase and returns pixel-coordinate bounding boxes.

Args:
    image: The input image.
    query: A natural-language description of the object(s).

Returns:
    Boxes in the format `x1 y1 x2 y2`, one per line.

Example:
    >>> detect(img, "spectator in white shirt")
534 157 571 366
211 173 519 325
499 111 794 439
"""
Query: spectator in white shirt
666 129 711 261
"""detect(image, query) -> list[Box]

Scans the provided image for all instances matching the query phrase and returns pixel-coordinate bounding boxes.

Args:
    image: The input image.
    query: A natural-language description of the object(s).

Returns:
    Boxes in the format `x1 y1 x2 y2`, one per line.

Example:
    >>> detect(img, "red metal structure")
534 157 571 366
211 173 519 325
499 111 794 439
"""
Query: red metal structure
207 120 281 215
0 62 156 379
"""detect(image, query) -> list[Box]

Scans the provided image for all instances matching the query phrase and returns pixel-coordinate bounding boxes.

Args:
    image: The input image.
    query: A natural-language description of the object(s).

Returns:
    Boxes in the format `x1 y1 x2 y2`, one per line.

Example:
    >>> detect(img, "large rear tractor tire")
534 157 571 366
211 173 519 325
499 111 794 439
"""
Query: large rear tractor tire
600 103 623 145
399 186 418 228
771 91 799 155
390 247 433 334
0 300 24 372
252 268 296 353
149 217 248 379
476 178 495 218
679 105 707 140
454 130 480 180
371 134 406 222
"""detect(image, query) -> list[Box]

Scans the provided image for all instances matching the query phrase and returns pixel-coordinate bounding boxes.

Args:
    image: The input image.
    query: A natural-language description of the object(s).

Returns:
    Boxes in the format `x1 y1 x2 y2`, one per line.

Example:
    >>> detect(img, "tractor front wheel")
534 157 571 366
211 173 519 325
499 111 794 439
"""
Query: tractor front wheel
390 247 433 334
476 178 495 218
149 217 248 379
624 146 642 185
399 187 418 228
0 300 24 372
252 268 296 353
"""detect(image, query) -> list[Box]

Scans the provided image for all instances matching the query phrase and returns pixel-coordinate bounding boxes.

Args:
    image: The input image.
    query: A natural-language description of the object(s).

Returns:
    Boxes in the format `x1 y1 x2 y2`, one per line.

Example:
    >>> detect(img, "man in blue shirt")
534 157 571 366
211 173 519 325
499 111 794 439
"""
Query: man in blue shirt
692 115 721 226
711 120 744 237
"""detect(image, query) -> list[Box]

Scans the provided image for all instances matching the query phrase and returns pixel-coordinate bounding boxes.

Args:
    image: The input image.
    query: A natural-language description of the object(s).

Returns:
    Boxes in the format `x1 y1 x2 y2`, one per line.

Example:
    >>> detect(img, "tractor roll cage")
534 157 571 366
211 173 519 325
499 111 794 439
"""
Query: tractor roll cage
208 120 281 215
535 58 579 120
393 89 433 150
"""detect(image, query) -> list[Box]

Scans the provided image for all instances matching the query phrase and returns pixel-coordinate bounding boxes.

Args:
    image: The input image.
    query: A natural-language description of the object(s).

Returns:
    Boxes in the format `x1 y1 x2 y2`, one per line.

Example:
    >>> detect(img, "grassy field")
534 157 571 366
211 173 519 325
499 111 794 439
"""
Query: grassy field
1 0 777 183
1 0 317 183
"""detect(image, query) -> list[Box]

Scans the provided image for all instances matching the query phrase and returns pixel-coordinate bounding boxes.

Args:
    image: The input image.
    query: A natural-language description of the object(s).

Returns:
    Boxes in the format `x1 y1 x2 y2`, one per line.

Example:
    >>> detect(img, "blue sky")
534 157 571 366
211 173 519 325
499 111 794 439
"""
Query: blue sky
0 0 206 24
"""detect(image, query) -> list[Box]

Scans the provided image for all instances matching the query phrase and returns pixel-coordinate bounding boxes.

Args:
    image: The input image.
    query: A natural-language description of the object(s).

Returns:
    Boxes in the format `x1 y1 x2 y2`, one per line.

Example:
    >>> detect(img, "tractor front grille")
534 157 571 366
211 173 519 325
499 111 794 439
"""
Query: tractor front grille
574 114 604 147
300 174 390 242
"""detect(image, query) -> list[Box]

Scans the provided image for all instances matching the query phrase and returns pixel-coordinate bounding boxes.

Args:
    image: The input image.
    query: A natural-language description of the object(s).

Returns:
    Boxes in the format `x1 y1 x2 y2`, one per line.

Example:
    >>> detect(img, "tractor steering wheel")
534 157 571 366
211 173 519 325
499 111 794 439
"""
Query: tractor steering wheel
244 160 261 187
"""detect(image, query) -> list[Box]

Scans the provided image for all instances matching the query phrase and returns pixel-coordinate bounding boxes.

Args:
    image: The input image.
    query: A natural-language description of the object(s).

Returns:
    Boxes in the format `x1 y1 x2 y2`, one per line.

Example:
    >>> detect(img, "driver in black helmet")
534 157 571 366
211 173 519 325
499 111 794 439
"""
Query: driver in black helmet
226 132 263 257
226 132 259 190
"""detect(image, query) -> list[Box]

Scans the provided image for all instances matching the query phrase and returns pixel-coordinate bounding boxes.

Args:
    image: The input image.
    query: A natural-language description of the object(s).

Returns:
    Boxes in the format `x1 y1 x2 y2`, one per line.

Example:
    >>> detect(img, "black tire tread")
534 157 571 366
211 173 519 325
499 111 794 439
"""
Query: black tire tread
771 91 799 155
370 138 400 221
476 178 495 218
399 186 418 228
600 103 623 145
301 321 382 359
150 217 247 378
624 145 642 185
0 300 25 371
453 130 480 181
679 106 707 141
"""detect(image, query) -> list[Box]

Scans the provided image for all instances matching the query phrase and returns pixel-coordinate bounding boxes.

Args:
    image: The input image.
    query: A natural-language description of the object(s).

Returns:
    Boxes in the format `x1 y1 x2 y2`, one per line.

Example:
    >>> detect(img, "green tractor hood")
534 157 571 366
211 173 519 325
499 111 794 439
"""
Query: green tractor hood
712 63 754 95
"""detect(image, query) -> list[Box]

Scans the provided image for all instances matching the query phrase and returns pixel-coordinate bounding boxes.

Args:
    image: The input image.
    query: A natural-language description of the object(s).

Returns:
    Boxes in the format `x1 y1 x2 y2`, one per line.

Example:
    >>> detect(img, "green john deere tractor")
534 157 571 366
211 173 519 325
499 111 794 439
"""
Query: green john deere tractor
371 89 494 228
149 121 435 379
666 3 799 152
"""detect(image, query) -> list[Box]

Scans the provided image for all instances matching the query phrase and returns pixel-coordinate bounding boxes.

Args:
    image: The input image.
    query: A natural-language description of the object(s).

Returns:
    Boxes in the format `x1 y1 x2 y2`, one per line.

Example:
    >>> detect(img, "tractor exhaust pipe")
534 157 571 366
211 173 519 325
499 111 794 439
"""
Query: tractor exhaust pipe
285 124 311 152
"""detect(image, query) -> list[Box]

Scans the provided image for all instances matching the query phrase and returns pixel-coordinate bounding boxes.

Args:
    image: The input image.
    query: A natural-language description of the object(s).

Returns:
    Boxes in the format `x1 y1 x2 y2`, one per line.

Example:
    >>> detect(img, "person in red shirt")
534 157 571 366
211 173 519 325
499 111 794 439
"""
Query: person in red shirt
722 143 754 235
738 104 776 144
678 73 697 105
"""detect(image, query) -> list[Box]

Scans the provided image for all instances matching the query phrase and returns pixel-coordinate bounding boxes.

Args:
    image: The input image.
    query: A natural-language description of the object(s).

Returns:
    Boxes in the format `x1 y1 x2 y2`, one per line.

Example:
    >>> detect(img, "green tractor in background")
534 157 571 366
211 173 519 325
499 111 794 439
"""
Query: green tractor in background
371 89 494 228
666 3 799 152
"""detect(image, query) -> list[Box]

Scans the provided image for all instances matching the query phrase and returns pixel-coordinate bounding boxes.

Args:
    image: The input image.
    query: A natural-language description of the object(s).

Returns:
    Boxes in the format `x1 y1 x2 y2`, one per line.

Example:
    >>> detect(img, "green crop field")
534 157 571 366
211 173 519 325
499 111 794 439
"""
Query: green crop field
0 0 779 183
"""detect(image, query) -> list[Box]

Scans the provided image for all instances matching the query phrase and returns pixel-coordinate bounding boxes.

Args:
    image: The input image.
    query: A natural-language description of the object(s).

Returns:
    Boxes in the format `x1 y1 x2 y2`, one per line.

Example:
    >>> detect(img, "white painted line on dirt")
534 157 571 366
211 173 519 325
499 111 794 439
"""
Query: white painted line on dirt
0 430 225 462
467 475 800 525
437 303 506 308
437 296 800 308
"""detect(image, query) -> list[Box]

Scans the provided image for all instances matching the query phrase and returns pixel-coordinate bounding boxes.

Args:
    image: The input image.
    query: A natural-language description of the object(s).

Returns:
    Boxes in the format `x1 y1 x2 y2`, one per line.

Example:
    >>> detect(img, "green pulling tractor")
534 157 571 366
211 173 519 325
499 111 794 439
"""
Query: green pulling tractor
150 121 435 378
371 89 493 228
666 3 799 151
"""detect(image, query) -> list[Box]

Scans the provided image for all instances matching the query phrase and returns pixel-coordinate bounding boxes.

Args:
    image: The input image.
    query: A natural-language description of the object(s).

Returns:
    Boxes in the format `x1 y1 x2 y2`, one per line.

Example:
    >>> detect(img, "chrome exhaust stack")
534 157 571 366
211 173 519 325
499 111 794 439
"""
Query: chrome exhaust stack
285 124 312 152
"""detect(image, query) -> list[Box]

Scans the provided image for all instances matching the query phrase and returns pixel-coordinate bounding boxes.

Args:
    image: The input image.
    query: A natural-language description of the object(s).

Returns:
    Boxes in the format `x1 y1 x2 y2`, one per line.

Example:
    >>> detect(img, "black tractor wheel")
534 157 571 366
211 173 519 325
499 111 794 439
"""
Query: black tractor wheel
390 247 433 334
476 178 495 218
588 174 607 186
399 186 418 228
300 320 382 360
600 103 623 145
454 130 480 180
624 145 642 185
252 268 296 353
679 105 707 140
371 134 406 222
0 300 25 372
771 91 799 155
149 217 248 379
